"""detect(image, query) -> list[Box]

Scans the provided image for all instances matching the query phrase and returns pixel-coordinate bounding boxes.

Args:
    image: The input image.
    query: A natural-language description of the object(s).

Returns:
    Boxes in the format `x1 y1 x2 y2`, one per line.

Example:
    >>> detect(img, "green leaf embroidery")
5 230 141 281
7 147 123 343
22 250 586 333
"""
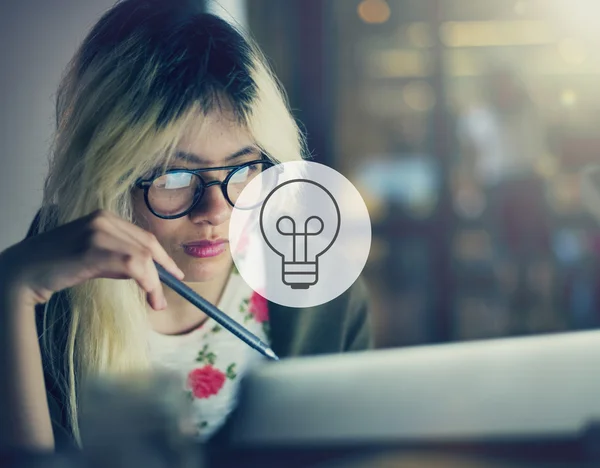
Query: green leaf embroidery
211 324 222 333
205 352 217 365
226 363 237 380
196 344 211 363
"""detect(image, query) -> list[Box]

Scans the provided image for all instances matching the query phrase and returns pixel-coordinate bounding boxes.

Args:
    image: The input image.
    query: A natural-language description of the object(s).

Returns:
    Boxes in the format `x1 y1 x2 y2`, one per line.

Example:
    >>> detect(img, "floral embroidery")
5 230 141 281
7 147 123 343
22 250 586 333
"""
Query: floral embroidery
186 361 238 400
150 270 271 438
249 292 269 323
239 291 270 339
187 366 226 399
196 344 216 365
188 343 239 400
226 363 237 380
241 291 269 322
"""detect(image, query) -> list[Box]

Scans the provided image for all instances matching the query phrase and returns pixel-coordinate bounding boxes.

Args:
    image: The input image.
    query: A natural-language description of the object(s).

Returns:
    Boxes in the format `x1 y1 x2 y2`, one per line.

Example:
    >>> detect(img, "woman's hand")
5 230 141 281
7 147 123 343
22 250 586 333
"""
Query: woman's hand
0 209 184 311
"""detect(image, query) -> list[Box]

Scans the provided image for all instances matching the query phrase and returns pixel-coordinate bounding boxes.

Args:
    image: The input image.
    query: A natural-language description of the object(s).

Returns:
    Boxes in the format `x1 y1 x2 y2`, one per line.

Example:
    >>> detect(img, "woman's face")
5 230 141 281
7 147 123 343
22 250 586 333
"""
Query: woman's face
132 109 260 282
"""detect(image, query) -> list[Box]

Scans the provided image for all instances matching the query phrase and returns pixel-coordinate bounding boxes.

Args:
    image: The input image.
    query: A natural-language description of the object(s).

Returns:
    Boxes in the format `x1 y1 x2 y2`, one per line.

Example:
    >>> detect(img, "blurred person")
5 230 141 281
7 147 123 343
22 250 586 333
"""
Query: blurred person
0 0 373 454
457 68 554 334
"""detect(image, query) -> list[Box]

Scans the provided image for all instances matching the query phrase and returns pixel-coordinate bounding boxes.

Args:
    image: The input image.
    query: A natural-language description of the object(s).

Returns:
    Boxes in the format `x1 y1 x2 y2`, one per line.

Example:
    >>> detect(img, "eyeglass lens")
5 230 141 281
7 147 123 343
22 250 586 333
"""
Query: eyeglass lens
146 162 275 217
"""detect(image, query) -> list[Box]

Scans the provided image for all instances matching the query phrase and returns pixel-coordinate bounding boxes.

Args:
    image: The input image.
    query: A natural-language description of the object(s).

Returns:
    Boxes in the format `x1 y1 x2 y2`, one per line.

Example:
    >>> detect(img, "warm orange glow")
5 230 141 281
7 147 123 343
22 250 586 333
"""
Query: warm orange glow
357 0 391 25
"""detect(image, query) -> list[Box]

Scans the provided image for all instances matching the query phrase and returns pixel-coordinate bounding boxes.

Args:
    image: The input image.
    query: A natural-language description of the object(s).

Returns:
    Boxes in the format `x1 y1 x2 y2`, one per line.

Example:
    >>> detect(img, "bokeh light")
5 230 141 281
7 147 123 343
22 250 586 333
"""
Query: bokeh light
357 0 391 25
560 88 577 107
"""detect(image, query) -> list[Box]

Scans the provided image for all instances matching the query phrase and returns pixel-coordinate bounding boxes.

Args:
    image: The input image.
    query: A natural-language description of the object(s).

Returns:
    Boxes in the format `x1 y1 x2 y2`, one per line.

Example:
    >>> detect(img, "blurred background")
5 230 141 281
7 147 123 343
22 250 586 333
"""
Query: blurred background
238 0 600 347
3 0 600 349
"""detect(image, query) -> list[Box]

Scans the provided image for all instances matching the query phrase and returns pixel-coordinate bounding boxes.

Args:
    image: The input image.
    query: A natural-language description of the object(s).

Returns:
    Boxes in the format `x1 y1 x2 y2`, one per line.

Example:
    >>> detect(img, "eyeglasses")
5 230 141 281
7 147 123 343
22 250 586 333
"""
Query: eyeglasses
134 158 278 219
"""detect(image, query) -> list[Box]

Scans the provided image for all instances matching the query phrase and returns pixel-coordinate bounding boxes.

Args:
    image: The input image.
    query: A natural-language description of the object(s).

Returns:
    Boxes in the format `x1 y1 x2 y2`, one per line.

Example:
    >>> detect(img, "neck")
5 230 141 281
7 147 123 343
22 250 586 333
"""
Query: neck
148 263 232 335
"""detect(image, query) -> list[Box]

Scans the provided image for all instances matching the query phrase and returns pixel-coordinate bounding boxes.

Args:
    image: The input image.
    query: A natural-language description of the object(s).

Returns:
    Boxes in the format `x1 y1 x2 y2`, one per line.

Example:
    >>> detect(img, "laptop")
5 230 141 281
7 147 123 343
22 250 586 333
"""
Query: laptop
228 330 600 448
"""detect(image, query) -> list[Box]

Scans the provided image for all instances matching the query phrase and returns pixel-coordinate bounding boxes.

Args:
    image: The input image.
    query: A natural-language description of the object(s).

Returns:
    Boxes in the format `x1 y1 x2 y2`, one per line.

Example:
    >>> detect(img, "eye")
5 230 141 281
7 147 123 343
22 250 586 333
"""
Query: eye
229 166 250 184
153 172 194 189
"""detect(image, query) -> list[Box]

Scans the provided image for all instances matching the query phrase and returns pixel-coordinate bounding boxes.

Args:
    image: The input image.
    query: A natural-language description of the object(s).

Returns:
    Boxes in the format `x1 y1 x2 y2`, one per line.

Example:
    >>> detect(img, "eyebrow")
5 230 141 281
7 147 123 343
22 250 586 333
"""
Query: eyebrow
173 146 260 165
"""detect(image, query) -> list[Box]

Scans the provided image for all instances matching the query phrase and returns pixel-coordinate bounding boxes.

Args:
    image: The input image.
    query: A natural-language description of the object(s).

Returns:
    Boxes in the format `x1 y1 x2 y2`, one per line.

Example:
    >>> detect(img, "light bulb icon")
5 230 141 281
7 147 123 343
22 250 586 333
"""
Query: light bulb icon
259 179 341 289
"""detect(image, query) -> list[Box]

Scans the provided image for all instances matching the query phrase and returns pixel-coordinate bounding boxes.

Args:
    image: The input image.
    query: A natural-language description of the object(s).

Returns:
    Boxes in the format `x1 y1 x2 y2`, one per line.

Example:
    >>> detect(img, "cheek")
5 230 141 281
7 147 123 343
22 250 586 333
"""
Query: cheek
142 219 186 257
132 193 174 238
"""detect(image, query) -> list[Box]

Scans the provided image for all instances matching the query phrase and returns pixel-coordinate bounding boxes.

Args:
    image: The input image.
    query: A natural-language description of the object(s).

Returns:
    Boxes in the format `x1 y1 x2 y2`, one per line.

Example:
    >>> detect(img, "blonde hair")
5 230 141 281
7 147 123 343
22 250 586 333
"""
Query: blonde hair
36 0 306 444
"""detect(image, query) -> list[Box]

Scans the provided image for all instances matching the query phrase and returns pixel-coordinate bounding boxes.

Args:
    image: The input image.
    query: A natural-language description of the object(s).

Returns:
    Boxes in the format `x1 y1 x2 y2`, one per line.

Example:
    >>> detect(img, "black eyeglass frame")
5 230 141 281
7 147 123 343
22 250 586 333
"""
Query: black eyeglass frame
134 158 277 220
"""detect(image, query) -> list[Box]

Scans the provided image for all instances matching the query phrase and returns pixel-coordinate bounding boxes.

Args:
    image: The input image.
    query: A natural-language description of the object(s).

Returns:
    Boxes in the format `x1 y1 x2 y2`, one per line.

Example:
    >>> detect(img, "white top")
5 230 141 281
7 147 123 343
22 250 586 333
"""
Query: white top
147 269 270 440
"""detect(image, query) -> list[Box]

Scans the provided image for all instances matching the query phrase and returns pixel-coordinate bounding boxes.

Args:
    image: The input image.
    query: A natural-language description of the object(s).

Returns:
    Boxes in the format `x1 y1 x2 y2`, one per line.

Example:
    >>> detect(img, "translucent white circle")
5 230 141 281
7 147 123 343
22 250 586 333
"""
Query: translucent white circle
229 161 372 308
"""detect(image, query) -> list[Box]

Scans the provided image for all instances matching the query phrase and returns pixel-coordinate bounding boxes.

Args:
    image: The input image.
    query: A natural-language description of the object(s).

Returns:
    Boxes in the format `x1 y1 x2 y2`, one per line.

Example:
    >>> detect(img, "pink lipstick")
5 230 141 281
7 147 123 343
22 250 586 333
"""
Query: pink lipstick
183 240 227 258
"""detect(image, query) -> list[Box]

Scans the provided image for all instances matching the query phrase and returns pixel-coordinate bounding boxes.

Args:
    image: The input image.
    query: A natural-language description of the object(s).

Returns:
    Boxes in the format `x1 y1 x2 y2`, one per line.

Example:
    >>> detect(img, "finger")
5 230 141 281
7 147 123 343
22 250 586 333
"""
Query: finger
84 232 168 311
118 250 167 311
139 252 168 311
101 211 185 280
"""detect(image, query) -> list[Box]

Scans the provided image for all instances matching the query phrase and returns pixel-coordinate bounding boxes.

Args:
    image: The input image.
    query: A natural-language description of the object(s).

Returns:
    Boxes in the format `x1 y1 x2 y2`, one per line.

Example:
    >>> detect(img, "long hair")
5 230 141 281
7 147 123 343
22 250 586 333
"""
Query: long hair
37 0 306 444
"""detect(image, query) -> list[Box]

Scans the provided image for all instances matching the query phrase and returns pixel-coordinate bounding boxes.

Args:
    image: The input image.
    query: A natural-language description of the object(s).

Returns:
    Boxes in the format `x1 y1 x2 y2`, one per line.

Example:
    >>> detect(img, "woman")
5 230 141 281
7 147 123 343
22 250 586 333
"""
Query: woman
0 0 372 452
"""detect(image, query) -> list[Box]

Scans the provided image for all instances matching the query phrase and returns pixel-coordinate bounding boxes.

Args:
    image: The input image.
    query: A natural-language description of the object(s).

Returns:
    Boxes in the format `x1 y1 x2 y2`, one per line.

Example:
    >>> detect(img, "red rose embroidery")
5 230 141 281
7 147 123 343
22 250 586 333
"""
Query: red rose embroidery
187 366 226 399
249 291 269 323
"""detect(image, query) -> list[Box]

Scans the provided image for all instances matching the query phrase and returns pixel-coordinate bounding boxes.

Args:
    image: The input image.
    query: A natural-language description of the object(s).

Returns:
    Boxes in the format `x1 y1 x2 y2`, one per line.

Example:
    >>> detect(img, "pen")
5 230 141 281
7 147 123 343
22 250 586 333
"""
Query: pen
154 261 279 361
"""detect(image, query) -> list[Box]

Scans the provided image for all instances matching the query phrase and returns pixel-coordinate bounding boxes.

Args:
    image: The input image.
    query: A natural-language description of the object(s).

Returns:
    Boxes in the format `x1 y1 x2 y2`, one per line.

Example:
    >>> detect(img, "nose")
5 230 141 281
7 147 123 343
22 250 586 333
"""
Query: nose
188 182 231 226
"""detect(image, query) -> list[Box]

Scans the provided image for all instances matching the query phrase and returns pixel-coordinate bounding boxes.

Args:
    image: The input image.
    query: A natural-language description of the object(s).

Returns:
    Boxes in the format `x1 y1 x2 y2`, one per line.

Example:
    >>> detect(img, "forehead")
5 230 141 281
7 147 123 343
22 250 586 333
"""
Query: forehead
175 109 255 165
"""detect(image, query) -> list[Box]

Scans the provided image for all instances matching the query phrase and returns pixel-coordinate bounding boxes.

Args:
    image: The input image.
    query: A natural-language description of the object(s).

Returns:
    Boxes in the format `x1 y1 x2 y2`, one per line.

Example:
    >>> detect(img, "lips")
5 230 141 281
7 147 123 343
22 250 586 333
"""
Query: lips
184 239 226 248
183 239 227 258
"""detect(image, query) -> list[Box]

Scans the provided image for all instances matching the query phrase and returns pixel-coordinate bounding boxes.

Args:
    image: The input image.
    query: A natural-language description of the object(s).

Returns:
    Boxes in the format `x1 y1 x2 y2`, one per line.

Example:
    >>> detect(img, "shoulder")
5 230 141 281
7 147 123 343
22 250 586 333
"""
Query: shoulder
267 277 373 358
330 276 373 351
24 204 59 239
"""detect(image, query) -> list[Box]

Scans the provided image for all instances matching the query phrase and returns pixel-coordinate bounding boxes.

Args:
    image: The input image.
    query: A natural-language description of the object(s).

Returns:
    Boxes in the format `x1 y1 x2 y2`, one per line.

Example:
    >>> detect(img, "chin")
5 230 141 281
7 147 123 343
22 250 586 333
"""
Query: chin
181 255 232 282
